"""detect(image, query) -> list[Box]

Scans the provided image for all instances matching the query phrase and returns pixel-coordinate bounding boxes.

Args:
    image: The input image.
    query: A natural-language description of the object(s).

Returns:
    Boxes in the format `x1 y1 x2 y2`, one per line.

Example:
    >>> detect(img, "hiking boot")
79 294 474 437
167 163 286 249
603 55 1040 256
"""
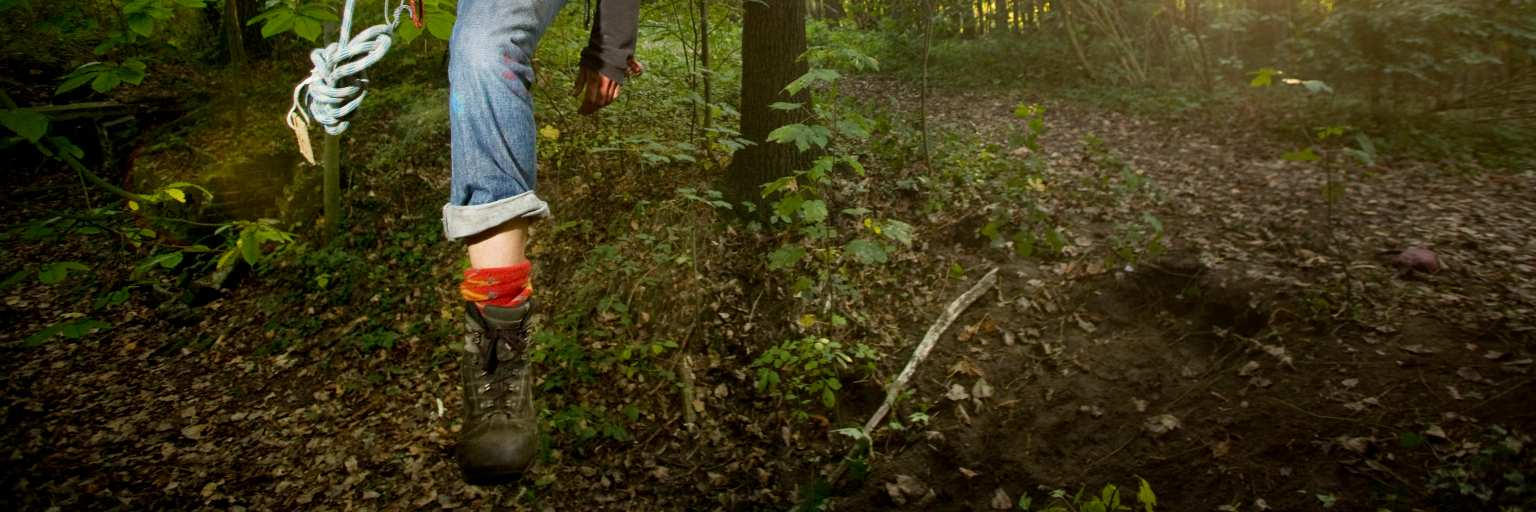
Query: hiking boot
457 301 538 485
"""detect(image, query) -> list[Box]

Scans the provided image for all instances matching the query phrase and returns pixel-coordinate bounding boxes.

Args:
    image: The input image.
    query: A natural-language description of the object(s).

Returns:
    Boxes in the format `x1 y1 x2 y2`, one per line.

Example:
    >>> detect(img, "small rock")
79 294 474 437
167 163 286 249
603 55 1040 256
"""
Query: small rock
885 482 907 506
895 474 927 497
1393 247 1441 274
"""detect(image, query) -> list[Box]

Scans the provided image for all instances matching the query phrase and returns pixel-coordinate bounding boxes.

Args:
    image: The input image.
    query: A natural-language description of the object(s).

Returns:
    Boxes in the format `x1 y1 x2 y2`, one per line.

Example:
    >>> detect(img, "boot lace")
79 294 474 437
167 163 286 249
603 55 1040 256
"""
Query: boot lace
474 320 529 418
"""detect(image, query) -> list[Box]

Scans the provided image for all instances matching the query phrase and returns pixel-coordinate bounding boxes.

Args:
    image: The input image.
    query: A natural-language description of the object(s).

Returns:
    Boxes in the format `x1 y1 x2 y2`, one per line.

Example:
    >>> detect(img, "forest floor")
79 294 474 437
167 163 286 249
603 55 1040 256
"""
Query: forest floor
4 65 1535 512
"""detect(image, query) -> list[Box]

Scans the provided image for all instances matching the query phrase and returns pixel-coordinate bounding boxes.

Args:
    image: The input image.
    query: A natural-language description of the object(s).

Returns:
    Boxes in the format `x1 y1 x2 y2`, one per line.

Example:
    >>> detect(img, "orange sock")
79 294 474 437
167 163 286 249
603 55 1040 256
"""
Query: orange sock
460 261 532 309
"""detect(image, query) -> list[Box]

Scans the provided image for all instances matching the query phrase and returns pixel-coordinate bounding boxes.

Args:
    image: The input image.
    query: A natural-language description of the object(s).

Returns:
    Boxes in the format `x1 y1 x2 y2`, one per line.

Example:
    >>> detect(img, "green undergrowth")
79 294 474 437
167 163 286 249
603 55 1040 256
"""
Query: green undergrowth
836 25 1535 171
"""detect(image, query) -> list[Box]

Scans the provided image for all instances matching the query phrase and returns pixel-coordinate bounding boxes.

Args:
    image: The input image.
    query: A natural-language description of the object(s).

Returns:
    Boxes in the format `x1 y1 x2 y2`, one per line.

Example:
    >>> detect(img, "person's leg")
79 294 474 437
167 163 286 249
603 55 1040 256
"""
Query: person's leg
443 0 566 485
466 219 531 268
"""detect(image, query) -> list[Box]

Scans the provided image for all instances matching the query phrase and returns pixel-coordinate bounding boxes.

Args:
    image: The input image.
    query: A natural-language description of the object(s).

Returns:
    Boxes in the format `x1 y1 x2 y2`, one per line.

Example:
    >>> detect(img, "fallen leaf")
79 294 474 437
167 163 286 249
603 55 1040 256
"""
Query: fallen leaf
1211 440 1230 458
1424 424 1448 441
181 424 207 441
895 474 928 497
972 378 994 401
1335 436 1372 454
1400 344 1437 355
991 488 1013 510
1144 414 1181 436
946 383 970 401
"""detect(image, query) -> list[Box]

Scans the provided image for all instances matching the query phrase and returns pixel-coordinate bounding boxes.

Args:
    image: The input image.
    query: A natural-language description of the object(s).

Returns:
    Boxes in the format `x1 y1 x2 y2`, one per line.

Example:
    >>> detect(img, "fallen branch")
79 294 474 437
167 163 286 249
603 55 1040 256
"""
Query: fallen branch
827 267 999 485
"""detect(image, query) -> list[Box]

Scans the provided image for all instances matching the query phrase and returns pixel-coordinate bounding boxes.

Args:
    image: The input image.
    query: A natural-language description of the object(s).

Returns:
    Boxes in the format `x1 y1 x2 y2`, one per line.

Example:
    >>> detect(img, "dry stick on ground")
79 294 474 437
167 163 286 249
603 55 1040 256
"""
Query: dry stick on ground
827 267 999 486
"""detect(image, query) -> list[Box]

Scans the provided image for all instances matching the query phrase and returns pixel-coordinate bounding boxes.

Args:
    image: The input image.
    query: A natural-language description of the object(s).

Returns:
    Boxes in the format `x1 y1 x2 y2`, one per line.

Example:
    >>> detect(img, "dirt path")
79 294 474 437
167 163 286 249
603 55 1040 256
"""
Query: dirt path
834 77 1536 510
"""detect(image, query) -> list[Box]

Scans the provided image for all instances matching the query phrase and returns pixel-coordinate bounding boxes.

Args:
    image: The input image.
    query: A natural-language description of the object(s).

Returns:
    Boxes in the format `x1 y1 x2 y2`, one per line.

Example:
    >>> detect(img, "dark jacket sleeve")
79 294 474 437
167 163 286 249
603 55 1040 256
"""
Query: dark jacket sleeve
581 0 641 84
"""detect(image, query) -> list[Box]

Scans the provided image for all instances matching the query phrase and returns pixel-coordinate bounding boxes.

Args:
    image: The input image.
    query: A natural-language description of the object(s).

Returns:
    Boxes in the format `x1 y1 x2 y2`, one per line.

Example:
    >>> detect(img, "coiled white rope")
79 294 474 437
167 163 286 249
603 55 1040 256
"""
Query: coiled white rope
287 0 415 162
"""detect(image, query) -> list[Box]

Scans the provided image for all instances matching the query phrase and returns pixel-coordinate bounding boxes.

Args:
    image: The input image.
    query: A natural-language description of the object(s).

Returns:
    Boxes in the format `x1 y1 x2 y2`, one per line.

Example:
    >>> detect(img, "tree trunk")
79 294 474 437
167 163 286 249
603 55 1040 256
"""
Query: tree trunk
993 0 1007 33
727 0 811 212
223 0 246 66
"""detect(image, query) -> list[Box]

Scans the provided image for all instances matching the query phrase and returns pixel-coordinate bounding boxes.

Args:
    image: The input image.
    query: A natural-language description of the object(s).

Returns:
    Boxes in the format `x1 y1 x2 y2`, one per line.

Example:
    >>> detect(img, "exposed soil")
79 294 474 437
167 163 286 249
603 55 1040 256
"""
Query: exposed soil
833 77 1536 510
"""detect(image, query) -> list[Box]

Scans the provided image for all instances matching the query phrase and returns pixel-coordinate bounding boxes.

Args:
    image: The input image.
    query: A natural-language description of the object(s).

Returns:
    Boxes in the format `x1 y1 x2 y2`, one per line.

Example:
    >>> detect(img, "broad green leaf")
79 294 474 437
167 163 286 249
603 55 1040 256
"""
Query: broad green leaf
163 188 186 203
1282 147 1320 162
164 181 213 200
56 63 104 94
157 251 184 269
772 195 804 221
294 16 322 41
25 318 111 347
0 110 49 142
768 245 806 270
844 239 887 265
799 200 828 223
881 220 914 246
260 12 295 38
38 261 89 284
91 72 122 94
397 15 423 43
766 123 830 152
1137 478 1156 512
768 102 802 111
239 229 260 265
785 68 840 95
427 11 456 40
1249 67 1278 88
127 13 154 37
118 60 146 85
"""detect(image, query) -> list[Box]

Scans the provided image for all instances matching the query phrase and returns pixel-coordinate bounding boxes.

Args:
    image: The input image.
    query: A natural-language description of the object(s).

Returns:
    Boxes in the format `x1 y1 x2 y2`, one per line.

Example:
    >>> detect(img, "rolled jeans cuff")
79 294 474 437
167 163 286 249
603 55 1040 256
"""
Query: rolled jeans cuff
441 191 550 240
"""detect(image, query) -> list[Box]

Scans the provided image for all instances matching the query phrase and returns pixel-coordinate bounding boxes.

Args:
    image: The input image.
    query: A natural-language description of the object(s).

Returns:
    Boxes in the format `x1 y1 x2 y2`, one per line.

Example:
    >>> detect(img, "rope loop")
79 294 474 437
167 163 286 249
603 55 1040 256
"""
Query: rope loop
289 0 415 136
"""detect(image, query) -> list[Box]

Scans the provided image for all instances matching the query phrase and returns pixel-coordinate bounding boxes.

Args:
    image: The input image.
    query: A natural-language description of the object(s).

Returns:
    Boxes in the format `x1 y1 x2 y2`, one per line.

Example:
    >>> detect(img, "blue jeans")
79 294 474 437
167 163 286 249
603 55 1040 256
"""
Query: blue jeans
442 0 568 240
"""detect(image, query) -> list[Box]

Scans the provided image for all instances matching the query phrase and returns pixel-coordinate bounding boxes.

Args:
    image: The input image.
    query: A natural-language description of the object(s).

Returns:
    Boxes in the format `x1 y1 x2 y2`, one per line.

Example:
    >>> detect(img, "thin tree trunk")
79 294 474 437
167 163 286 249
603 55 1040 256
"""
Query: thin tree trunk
1061 1 1095 80
224 0 246 66
921 0 933 167
698 0 712 165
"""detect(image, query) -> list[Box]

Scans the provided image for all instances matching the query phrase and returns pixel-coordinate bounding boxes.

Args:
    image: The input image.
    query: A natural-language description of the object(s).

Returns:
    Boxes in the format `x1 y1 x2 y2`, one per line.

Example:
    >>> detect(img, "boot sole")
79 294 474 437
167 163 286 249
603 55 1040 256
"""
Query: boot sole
461 466 530 486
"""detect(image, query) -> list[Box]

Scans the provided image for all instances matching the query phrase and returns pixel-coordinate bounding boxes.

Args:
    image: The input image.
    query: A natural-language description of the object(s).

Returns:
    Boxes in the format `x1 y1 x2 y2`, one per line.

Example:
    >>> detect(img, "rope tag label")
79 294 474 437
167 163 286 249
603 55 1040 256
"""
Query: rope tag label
286 111 317 165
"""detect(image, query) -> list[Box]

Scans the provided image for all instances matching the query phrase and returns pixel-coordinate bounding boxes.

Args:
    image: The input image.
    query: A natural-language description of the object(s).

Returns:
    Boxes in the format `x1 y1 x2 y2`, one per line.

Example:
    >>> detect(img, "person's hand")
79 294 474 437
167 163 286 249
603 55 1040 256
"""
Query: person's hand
573 57 644 115
573 65 620 115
